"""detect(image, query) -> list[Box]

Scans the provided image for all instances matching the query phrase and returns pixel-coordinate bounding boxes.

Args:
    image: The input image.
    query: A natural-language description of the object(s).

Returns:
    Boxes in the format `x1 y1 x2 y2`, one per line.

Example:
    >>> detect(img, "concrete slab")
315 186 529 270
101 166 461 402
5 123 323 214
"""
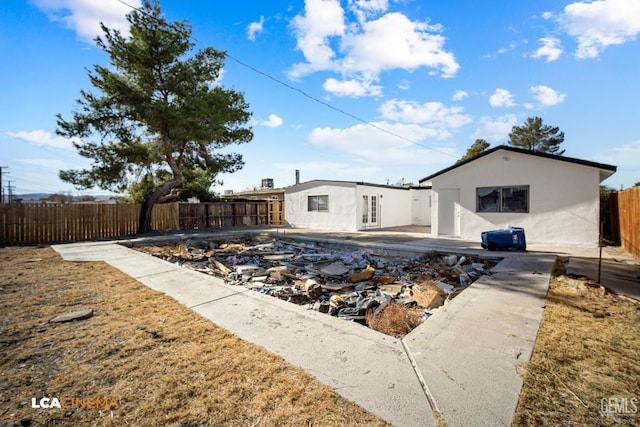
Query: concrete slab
133 268 244 307
567 256 640 301
193 290 436 427
105 251 179 278
53 241 133 261
403 255 552 427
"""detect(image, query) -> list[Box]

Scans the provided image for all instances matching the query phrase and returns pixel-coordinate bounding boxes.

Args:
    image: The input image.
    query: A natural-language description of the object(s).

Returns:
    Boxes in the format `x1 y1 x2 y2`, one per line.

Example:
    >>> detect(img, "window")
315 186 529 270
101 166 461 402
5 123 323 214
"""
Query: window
362 195 369 223
477 186 529 213
308 195 328 211
371 195 377 223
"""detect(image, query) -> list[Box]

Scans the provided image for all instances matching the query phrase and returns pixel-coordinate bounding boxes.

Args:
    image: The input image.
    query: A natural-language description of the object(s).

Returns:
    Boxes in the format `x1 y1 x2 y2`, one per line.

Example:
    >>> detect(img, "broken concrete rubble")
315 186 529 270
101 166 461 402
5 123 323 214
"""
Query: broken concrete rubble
135 238 499 336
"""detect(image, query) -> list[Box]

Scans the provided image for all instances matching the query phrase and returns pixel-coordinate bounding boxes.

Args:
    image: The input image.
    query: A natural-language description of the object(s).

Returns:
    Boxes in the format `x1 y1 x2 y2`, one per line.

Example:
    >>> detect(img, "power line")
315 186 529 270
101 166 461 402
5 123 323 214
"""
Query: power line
224 53 458 159
113 0 458 160
0 166 7 203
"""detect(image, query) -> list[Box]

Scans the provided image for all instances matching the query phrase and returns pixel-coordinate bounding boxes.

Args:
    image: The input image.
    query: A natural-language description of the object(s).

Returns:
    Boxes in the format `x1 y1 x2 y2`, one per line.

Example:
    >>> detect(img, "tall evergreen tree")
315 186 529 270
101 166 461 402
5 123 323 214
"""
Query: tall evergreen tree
57 0 252 233
457 139 490 163
507 117 565 154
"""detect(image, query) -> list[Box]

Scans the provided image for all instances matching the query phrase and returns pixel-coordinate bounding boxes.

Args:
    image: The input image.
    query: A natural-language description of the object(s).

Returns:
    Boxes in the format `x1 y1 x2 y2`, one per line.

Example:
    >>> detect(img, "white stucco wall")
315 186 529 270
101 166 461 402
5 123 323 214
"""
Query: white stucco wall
285 182 358 231
285 181 431 231
410 188 431 225
430 150 603 246
356 185 413 229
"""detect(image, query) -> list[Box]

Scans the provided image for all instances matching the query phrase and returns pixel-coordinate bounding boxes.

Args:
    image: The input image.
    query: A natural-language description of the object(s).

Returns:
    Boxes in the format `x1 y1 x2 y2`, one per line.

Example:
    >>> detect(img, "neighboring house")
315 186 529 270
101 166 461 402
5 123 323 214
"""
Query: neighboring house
285 180 431 231
419 145 616 246
222 178 285 201
222 187 285 201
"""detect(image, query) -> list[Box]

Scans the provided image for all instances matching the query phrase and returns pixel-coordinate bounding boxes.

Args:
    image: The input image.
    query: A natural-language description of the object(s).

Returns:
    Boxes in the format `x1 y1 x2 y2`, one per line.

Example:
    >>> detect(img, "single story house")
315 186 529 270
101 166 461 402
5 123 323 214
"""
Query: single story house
222 178 285 201
284 180 431 231
419 145 616 246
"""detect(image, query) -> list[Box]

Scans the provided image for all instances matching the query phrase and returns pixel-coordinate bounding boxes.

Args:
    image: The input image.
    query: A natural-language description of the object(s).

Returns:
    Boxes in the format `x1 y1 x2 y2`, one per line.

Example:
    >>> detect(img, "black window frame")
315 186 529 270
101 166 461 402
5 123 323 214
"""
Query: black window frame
476 185 529 213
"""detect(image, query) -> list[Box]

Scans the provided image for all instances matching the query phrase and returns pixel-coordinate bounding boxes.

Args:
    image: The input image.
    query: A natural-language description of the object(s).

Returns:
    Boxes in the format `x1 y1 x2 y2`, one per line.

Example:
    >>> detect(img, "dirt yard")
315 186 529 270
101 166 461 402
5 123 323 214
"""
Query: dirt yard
1 245 638 426
0 246 389 427
513 257 640 426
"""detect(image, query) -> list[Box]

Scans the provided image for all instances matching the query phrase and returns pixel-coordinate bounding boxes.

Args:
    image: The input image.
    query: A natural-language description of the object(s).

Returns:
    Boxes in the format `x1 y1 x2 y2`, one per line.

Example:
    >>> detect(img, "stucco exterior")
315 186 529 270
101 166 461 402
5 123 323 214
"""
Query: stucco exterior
284 180 431 231
420 146 616 247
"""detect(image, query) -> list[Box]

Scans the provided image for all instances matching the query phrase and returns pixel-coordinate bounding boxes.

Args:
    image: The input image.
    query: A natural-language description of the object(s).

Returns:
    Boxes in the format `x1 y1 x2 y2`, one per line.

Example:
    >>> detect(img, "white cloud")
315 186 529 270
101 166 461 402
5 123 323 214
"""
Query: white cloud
531 37 563 62
289 0 346 78
32 0 139 41
559 0 640 59
308 122 458 169
592 140 640 169
323 77 382 97
5 130 77 151
471 114 519 142
397 80 410 90
260 114 283 128
542 11 554 20
530 85 566 106
289 1 459 92
14 158 67 170
489 88 516 107
349 0 389 23
274 160 381 182
247 16 265 41
591 140 640 187
379 99 472 129
340 12 459 78
452 90 468 101
484 42 518 58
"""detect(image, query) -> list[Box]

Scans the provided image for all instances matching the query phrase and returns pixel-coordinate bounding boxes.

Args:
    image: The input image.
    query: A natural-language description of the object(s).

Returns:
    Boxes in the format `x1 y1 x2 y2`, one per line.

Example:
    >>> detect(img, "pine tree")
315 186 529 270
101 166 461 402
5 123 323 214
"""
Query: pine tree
507 117 565 155
457 139 490 163
57 0 252 233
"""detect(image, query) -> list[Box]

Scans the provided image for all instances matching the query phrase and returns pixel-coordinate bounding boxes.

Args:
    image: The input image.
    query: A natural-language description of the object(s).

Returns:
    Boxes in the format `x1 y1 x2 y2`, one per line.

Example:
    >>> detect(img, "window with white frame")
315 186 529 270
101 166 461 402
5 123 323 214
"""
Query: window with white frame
371 195 377 222
362 195 369 223
308 195 328 211
476 186 529 213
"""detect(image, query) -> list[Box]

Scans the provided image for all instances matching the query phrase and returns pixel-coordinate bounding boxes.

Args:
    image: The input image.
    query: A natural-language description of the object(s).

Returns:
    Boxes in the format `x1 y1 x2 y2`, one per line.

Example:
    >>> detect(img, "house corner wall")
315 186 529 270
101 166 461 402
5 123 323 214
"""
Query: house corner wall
431 151 603 246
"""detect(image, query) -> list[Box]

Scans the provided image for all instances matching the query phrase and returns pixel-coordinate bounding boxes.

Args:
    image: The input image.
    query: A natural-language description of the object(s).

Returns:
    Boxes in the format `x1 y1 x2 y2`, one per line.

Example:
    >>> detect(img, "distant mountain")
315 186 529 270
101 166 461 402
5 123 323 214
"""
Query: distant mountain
14 193 50 202
13 193 115 202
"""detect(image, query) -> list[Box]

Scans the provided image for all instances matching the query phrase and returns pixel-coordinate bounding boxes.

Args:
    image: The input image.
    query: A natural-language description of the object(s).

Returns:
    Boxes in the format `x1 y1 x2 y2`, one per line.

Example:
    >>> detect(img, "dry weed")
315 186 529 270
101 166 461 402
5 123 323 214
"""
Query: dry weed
0 247 389 427
366 303 424 338
513 257 640 426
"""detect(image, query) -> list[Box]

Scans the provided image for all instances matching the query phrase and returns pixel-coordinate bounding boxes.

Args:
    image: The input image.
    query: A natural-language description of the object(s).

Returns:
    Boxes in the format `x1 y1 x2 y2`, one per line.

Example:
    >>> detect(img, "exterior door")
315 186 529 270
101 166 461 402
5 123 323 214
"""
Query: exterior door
361 195 379 229
438 189 460 235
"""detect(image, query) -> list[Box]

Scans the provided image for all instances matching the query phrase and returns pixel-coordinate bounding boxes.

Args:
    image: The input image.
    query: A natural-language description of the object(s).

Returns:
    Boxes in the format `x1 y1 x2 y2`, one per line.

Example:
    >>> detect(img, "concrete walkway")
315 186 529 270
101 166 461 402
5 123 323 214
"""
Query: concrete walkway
52 229 590 426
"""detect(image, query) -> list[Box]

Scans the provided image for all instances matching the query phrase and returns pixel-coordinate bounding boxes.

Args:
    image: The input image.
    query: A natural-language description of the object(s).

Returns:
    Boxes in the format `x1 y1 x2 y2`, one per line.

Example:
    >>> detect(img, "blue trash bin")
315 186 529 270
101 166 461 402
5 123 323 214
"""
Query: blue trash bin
481 227 526 251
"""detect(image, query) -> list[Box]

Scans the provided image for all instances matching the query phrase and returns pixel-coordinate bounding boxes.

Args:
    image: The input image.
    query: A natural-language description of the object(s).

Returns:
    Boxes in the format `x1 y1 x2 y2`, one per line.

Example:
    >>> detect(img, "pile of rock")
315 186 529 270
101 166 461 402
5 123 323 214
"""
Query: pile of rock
136 238 497 331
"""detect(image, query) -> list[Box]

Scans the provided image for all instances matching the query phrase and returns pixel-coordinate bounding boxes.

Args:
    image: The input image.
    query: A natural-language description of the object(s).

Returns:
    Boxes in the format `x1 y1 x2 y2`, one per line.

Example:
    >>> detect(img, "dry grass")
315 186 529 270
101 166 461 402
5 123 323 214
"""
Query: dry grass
366 303 424 338
0 246 389 427
513 257 640 426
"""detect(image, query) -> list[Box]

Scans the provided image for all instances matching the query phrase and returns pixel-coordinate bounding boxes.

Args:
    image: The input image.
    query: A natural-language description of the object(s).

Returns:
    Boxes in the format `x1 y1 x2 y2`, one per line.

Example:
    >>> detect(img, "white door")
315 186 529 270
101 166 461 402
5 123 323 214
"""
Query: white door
438 189 460 235
361 195 379 229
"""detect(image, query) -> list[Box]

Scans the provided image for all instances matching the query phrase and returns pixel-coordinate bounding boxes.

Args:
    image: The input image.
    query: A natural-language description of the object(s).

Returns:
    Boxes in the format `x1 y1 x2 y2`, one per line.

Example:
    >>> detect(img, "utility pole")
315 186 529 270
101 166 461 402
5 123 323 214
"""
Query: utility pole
0 166 7 203
6 180 15 204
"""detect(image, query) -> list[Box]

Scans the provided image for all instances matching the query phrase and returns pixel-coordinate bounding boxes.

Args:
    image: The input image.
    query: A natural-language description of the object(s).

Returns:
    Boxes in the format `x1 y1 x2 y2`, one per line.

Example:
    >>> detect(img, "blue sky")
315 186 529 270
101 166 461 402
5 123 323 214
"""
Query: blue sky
1 0 639 197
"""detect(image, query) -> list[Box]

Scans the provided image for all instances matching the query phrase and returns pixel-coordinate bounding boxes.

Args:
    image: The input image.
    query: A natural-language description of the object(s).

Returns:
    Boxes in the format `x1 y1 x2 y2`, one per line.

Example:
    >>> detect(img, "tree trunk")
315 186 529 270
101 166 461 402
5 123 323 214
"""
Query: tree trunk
137 177 182 234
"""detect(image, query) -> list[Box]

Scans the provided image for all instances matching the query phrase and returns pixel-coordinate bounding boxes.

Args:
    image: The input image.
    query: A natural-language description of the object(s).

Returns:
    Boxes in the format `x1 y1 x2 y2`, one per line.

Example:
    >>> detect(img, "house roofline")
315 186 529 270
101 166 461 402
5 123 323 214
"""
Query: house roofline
286 179 430 192
418 145 617 183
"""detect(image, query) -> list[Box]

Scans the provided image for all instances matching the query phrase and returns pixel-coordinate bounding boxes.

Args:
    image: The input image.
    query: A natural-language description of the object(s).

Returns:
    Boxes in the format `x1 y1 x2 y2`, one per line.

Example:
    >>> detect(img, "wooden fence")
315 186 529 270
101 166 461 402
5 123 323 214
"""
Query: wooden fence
179 200 283 229
617 186 640 259
0 200 284 245
0 203 179 245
